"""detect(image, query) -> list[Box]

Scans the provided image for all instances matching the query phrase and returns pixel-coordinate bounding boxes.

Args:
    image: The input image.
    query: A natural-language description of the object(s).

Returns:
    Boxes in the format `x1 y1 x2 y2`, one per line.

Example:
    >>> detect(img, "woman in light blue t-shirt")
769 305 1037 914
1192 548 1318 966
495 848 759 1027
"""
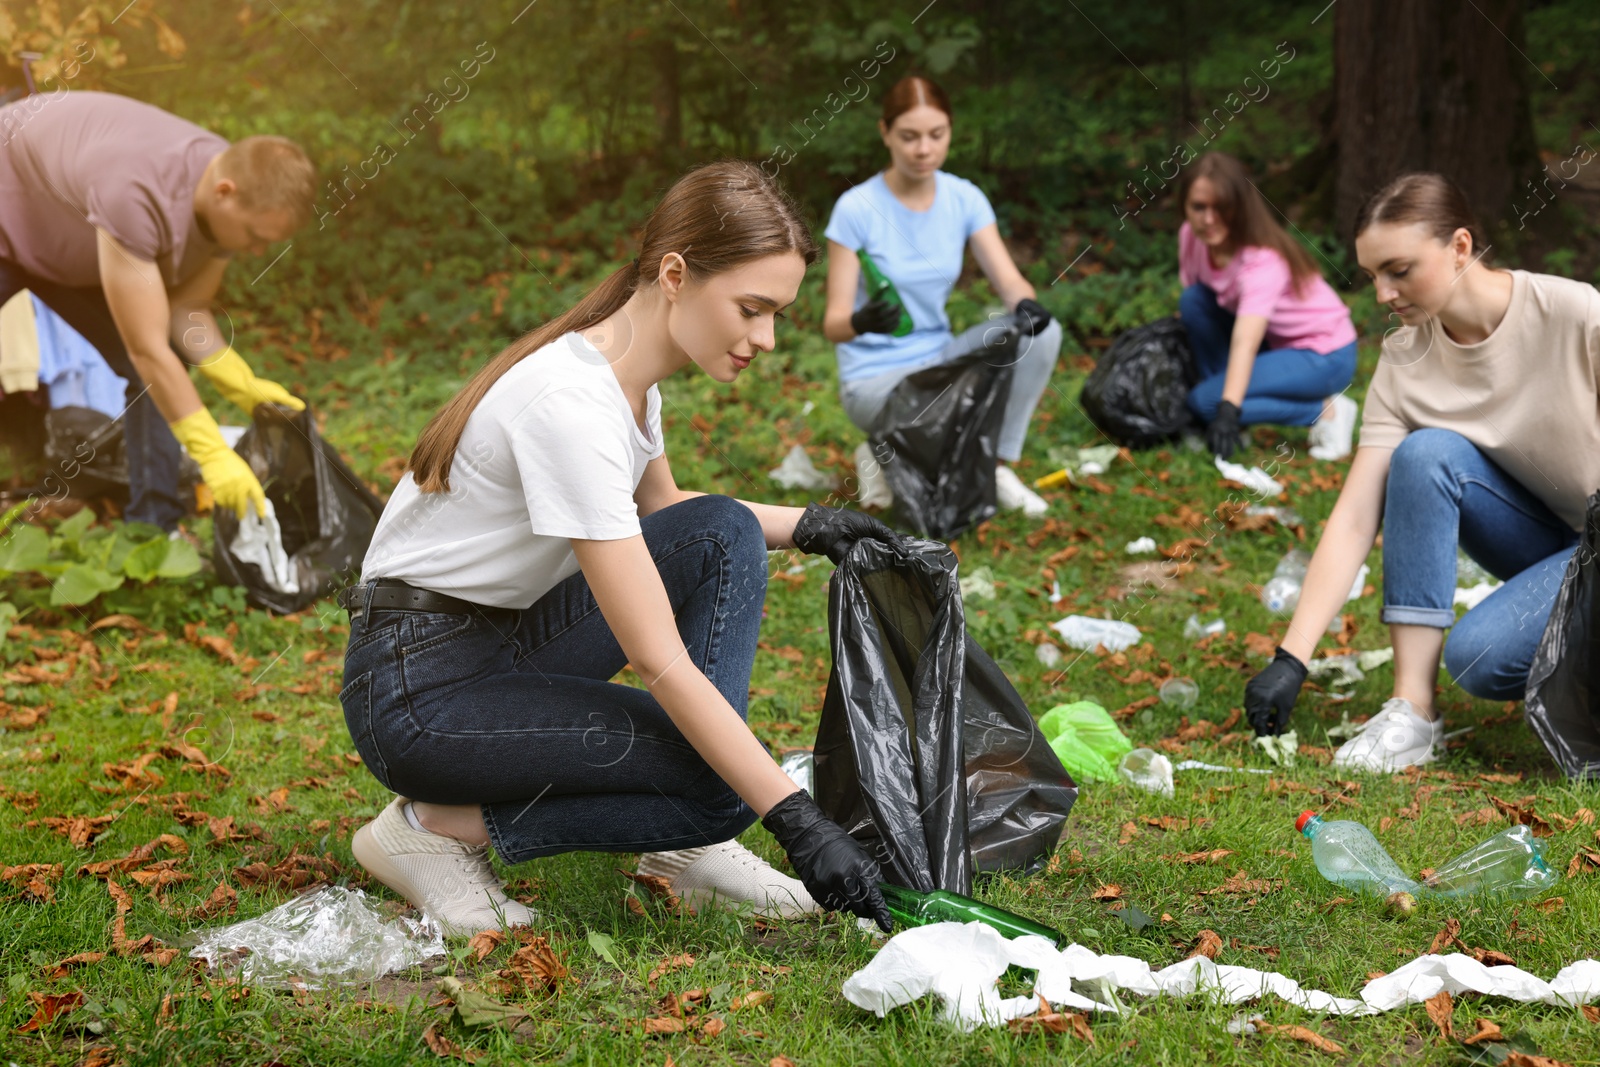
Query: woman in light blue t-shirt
823 75 1063 515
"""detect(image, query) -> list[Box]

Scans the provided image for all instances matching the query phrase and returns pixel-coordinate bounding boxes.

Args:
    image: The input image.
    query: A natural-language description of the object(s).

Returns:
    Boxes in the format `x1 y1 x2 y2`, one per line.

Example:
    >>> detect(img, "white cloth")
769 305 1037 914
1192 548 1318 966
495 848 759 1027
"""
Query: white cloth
361 333 664 609
230 499 298 596
842 921 1600 1030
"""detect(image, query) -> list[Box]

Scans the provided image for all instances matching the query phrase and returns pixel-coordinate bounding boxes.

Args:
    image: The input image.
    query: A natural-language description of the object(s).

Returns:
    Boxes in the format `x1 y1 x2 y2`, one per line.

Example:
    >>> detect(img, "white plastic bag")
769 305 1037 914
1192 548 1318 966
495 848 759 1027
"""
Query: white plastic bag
1050 615 1141 653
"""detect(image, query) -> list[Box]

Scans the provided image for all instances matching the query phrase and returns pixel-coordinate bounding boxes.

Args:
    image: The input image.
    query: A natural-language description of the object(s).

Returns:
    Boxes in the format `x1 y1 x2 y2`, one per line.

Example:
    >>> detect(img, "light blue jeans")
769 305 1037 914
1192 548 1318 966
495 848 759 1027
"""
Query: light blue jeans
1381 429 1579 701
839 318 1064 462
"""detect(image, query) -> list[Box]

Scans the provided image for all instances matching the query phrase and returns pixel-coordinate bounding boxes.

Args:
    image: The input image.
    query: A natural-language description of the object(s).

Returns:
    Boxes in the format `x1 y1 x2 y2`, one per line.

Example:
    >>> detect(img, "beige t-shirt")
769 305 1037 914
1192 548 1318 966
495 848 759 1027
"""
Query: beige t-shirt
1359 269 1600 531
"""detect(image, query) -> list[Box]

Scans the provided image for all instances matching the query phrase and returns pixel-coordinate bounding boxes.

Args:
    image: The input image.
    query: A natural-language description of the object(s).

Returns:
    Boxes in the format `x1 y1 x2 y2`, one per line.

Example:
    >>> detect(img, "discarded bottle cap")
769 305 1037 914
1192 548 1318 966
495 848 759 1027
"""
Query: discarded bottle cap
1295 810 1317 833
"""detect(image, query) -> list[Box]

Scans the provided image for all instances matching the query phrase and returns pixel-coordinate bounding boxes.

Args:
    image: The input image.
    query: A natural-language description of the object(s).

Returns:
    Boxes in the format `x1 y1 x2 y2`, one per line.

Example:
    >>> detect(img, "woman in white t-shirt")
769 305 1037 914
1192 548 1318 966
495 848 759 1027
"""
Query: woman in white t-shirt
821 75 1063 515
338 162 898 936
1243 173 1600 772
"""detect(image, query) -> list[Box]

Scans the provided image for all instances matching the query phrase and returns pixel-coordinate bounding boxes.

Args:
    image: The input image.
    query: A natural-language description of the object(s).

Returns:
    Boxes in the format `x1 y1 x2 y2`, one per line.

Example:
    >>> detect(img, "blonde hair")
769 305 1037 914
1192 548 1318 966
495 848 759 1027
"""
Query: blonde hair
214 136 317 227
409 159 818 492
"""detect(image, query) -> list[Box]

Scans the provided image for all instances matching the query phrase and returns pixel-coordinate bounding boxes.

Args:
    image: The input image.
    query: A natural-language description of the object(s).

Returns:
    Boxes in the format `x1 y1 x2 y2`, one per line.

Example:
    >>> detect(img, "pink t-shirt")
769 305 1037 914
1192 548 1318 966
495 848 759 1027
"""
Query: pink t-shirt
1178 221 1357 354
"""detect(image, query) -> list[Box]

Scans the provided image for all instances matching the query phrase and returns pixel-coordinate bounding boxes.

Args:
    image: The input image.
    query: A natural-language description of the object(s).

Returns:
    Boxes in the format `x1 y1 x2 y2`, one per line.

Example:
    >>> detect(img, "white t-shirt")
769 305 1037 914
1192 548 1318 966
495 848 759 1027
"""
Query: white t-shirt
361 332 665 608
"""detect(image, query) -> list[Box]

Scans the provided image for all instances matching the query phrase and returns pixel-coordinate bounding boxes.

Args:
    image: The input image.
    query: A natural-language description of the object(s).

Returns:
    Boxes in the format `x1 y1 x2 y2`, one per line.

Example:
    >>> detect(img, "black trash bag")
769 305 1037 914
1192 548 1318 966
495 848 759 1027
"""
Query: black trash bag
813 537 1077 894
1524 490 1600 778
870 319 1021 540
43 407 129 501
1079 316 1197 449
213 404 384 614
38 406 202 505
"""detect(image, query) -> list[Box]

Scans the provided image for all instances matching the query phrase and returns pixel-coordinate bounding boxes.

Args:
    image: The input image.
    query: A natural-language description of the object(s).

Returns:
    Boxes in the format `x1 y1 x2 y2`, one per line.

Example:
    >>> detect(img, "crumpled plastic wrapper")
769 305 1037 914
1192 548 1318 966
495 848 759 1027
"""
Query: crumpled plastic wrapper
229 498 299 596
769 444 839 492
842 921 1600 1030
185 887 445 988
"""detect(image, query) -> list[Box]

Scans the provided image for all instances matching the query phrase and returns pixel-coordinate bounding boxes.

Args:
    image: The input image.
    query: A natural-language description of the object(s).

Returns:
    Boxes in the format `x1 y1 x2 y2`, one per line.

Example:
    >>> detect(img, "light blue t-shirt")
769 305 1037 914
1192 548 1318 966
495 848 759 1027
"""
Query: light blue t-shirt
824 170 998 383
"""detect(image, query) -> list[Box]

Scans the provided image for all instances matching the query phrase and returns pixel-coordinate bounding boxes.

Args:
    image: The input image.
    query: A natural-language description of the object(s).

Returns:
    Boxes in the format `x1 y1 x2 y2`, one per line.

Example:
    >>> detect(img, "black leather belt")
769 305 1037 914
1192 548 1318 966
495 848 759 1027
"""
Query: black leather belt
337 579 485 617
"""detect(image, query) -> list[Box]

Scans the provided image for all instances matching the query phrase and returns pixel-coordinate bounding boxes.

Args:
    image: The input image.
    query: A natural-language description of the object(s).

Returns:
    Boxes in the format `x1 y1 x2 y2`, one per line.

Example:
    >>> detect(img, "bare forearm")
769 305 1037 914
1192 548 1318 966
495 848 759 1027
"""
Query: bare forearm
646 665 798 816
129 344 205 423
1221 315 1268 406
999 279 1036 310
738 499 807 550
1281 512 1379 662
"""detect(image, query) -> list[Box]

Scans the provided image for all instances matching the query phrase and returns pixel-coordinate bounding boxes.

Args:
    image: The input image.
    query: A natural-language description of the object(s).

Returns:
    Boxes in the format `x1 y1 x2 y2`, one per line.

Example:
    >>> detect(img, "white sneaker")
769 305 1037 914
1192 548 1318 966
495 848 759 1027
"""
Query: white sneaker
854 442 894 510
351 797 537 937
637 839 819 920
1308 394 1358 461
1331 698 1444 772
994 464 1049 516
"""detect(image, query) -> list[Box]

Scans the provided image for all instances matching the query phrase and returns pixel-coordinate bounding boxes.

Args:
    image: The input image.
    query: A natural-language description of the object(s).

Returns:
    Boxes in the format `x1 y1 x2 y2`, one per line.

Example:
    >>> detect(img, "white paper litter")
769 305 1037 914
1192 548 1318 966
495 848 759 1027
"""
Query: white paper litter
1455 581 1503 610
1050 615 1141 653
1174 759 1274 775
1305 655 1365 687
842 921 1600 1030
1214 456 1283 497
1118 748 1174 797
769 444 839 491
229 498 299 596
1356 647 1394 671
1125 536 1158 554
185 886 444 988
1347 563 1370 601
958 565 997 602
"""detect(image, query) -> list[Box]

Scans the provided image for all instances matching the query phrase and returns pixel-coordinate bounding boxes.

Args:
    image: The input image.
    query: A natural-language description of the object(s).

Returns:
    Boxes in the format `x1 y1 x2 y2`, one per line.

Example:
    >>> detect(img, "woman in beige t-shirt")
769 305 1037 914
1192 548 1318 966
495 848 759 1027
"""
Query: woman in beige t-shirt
1239 173 1599 772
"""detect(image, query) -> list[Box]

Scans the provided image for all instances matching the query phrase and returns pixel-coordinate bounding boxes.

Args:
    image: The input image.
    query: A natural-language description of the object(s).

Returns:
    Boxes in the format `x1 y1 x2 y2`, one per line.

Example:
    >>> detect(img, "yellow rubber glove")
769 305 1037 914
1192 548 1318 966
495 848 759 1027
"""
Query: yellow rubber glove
194 346 305 414
169 407 266 520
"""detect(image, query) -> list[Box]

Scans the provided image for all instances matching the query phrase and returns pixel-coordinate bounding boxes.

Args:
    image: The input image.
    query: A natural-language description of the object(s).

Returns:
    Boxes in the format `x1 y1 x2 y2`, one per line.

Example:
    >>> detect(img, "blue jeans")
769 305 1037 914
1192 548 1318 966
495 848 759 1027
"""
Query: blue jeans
1179 282 1357 426
839 318 1064 462
0 258 187 531
1382 429 1579 701
338 494 768 865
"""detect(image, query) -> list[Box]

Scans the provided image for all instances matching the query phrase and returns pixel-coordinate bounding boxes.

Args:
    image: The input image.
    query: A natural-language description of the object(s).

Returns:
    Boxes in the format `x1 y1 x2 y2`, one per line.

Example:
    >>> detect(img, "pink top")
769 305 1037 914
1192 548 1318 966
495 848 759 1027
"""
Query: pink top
1178 222 1357 354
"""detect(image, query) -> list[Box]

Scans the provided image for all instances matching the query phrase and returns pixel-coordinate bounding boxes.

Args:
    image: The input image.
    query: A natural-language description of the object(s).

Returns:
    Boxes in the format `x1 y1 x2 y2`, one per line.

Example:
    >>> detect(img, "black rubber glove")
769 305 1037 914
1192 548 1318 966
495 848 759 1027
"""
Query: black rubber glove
1014 298 1053 338
1206 399 1243 460
791 502 899 565
851 299 903 336
1245 646 1309 736
763 790 892 932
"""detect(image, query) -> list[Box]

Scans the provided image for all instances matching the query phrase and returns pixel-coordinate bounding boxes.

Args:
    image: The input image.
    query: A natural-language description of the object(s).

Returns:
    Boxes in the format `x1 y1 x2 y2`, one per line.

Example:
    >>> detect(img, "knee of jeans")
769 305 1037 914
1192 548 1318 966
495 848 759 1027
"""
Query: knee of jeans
686 494 767 567
1187 382 1219 421
1390 428 1475 486
1442 614 1526 700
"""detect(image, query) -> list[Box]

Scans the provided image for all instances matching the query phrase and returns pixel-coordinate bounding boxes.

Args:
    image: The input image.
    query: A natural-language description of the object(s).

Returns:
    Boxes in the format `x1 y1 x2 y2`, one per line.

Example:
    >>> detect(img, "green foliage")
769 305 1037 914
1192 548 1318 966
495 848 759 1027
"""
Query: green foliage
0 510 202 611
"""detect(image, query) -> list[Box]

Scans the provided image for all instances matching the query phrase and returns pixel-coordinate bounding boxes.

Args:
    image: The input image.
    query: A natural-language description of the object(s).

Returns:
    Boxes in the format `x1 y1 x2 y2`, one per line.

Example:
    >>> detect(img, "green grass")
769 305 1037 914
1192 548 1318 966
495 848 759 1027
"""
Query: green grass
4 293 1599 1067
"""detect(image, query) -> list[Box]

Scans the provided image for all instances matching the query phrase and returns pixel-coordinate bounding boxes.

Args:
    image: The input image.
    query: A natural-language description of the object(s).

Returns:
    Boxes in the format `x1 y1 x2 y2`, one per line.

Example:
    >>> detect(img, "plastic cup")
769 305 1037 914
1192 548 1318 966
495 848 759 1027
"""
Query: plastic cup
1159 677 1199 708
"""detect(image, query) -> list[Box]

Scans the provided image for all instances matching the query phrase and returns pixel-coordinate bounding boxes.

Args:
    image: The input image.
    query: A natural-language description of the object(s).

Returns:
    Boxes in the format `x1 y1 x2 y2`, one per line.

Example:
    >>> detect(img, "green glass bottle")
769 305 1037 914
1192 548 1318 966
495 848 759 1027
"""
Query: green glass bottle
878 883 1067 945
856 248 915 338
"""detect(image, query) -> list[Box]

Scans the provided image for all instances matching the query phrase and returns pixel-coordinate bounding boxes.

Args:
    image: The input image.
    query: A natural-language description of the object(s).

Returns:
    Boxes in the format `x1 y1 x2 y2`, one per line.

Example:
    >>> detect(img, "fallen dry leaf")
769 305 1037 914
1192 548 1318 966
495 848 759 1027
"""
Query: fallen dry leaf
467 929 505 963
3 861 63 903
1424 990 1453 1041
730 990 772 1011
1460 1017 1504 1045
29 814 115 848
770 1058 799 1067
643 1016 687 1035
700 1016 726 1038
647 953 696 987
617 868 685 913
1165 849 1234 865
1200 870 1282 897
1565 850 1600 878
39 951 106 979
233 853 340 891
1500 1055 1573 1067
500 933 567 994
1089 884 1123 901
1188 930 1223 960
1581 1004 1598 1024
1007 995 1095 1043
1118 821 1141 845
186 882 238 921
421 1021 480 1061
77 833 189 878
1253 1019 1343 1054
1428 918 1464 955
15 991 83 1033
1534 897 1566 914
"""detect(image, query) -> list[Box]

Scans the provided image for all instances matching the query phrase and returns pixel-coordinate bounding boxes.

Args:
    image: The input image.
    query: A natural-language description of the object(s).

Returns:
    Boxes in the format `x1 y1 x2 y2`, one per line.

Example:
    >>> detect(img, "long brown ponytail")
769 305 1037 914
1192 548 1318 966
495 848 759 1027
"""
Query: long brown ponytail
409 159 817 492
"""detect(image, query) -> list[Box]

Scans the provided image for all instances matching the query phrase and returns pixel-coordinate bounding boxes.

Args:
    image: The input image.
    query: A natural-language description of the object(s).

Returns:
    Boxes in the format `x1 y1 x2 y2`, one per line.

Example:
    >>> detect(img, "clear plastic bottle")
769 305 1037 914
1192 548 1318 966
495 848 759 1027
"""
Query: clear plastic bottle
1261 575 1302 614
878 883 1067 945
1159 677 1199 708
1274 549 1312 581
1296 811 1420 897
1422 825 1560 899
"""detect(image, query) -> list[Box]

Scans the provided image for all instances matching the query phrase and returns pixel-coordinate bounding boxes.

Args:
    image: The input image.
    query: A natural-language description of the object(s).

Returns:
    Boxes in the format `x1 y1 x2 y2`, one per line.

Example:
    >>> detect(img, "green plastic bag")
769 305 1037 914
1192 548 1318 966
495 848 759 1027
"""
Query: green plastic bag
1037 702 1132 784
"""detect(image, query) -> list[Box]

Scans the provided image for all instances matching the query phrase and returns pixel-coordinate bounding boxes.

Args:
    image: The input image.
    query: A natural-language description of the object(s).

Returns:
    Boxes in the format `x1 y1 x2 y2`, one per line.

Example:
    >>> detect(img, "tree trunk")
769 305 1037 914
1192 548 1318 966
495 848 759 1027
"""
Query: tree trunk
649 36 683 163
1333 0 1537 244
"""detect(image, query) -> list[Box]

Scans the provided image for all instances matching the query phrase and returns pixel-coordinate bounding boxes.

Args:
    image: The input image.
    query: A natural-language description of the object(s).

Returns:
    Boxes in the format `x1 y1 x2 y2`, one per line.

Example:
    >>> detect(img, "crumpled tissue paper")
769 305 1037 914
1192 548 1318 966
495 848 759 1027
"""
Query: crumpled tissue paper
842 921 1600 1030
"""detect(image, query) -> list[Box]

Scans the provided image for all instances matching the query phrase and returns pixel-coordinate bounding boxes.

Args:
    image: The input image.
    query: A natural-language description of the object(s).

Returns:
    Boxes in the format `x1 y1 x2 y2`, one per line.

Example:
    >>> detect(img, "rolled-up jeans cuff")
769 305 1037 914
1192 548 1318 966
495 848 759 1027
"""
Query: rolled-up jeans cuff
1380 604 1455 628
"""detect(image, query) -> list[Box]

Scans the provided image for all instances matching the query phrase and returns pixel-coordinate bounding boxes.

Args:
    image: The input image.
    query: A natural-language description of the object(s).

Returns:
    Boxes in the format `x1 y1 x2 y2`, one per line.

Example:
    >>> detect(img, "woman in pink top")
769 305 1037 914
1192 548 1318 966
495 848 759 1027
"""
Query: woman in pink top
1177 152 1359 459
